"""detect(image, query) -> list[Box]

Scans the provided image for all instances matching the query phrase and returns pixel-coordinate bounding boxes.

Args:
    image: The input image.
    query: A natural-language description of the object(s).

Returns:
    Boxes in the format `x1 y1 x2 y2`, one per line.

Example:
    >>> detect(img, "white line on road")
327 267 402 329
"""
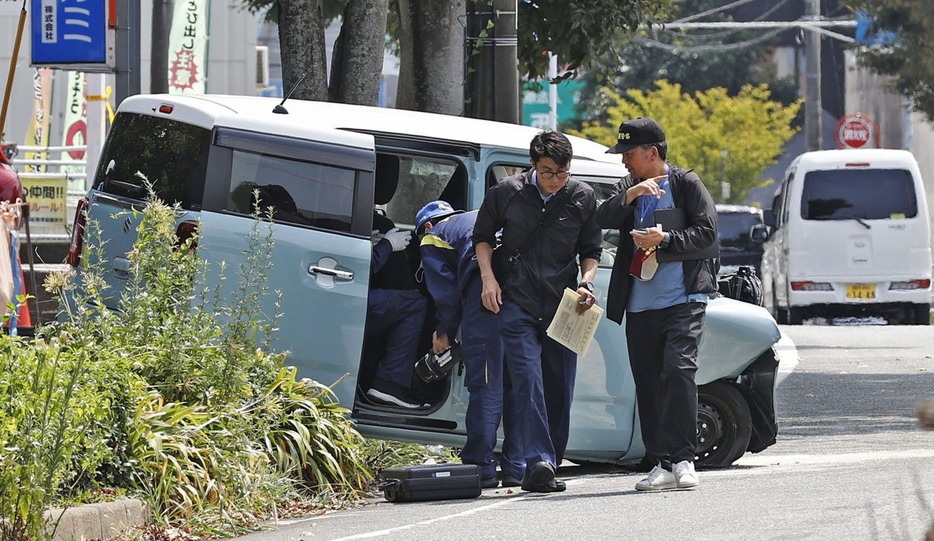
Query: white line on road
734 448 934 468
775 330 799 386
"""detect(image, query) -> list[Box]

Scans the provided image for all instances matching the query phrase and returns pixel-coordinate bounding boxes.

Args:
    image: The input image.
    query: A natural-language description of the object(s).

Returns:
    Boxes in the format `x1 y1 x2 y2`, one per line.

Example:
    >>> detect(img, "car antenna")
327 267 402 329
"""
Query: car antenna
273 73 306 114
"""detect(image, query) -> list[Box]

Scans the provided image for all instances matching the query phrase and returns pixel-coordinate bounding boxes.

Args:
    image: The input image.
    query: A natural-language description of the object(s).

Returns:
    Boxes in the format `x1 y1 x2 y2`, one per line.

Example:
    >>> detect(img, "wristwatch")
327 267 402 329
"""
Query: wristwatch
578 281 594 293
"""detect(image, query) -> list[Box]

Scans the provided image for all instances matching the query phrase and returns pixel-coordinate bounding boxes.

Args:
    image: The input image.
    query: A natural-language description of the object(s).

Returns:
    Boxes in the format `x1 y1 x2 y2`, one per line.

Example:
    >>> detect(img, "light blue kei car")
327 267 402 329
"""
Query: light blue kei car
67 94 781 469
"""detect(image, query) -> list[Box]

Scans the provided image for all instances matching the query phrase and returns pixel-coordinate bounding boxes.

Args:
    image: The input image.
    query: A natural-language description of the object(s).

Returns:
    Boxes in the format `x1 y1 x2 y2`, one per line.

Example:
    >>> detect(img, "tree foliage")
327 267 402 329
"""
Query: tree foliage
850 0 934 123
517 0 669 80
570 80 801 204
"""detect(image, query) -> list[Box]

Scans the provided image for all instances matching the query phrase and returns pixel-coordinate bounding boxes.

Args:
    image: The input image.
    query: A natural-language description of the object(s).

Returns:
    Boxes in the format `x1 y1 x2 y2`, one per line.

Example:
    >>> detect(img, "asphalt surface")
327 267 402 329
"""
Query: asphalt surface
233 323 934 541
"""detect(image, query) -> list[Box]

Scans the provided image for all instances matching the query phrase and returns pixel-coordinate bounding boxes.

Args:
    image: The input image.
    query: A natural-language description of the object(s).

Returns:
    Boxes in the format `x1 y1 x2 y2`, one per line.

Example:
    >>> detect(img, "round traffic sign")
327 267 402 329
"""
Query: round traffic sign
835 113 877 149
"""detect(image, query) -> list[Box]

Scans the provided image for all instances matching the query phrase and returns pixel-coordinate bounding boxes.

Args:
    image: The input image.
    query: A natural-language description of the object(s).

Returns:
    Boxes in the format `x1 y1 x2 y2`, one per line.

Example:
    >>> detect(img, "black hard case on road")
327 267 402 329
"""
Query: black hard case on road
380 464 482 502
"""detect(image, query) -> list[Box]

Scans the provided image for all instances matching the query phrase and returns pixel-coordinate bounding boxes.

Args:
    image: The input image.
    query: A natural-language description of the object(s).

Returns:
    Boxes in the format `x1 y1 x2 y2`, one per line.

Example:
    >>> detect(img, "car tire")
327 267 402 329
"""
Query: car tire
787 306 804 325
914 303 931 325
695 381 752 469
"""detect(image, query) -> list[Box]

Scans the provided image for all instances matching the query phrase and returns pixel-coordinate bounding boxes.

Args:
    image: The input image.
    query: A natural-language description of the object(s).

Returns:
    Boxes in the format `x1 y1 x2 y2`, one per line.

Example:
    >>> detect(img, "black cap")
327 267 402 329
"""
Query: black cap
606 118 666 154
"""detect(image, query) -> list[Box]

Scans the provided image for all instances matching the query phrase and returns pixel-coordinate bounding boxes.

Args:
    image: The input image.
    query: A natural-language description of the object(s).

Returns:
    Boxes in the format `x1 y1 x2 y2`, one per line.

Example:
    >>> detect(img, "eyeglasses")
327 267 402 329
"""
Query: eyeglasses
537 169 570 180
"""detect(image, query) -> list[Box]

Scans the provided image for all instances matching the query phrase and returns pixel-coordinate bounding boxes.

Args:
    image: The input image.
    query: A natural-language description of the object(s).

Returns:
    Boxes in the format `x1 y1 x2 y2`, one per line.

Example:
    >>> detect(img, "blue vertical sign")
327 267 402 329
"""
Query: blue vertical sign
31 0 110 67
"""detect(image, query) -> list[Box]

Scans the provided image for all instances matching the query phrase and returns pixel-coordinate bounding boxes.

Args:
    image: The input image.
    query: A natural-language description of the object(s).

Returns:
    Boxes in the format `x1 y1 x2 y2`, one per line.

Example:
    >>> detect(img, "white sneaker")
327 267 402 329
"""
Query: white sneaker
673 460 699 489
635 464 677 491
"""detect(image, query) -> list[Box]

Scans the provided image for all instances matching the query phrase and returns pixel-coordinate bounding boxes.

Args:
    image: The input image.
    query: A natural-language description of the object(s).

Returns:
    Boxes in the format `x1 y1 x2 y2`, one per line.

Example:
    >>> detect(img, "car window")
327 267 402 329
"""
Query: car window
227 149 355 232
718 212 762 248
802 169 918 220
380 155 465 228
581 177 622 267
96 113 211 208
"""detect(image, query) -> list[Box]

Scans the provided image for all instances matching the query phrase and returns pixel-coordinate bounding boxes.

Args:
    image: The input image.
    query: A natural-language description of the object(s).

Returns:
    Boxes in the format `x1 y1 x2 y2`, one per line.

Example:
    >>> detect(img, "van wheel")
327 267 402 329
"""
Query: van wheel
772 292 787 323
914 304 932 325
695 381 752 469
787 307 804 325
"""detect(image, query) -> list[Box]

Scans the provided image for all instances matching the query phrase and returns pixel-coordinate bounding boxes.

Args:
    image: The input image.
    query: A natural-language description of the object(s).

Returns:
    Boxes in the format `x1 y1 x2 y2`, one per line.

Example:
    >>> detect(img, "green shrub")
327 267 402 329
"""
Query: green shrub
0 191 374 538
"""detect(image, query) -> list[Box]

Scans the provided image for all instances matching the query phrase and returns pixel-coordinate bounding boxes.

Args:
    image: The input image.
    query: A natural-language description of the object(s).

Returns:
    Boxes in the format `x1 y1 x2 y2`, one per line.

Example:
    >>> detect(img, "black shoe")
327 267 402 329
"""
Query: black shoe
521 461 565 493
501 475 522 488
480 477 499 489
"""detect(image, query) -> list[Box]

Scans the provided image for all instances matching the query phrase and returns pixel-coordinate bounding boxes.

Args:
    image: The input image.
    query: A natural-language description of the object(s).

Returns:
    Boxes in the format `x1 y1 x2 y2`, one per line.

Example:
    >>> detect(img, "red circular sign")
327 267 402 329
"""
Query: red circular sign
835 114 877 149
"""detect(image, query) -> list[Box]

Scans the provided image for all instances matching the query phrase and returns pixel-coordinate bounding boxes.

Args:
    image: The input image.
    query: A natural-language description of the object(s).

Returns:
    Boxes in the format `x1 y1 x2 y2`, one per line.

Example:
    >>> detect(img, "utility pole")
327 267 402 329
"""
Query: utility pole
151 0 174 94
115 0 141 105
465 0 518 123
804 0 822 151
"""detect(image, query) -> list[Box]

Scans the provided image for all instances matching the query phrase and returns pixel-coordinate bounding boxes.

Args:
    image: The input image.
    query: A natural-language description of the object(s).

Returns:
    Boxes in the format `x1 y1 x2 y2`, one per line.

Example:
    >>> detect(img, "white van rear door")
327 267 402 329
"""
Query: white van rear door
794 167 927 281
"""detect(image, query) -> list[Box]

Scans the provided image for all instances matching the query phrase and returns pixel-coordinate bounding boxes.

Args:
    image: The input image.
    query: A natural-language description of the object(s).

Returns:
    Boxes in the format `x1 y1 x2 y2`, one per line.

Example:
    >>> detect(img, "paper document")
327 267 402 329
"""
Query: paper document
546 288 603 357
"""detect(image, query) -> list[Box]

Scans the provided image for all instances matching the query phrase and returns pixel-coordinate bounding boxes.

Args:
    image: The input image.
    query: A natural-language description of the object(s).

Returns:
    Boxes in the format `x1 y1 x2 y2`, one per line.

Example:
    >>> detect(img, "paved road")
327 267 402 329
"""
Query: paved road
238 324 934 540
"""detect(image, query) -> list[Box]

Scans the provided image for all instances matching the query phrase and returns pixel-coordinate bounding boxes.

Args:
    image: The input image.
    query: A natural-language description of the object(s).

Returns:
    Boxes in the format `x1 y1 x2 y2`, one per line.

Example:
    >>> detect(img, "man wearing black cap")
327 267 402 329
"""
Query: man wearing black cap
596 118 718 492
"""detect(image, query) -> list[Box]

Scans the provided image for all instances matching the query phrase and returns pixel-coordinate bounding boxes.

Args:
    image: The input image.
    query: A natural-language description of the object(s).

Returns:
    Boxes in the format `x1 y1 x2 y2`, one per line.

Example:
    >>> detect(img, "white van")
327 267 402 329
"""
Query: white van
762 148 932 324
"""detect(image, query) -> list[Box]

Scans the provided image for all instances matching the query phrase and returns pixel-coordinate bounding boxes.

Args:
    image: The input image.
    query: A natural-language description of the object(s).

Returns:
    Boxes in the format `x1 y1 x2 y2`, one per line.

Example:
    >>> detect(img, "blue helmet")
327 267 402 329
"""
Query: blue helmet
416 200 459 231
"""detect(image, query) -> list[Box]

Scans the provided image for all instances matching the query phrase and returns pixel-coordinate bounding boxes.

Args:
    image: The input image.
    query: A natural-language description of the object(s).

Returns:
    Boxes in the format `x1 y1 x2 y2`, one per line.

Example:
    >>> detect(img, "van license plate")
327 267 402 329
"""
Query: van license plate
846 284 876 300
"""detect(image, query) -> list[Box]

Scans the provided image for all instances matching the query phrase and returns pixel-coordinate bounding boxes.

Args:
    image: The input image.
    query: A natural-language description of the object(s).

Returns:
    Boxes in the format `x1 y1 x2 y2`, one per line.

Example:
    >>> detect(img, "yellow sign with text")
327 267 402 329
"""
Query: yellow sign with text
22 177 68 234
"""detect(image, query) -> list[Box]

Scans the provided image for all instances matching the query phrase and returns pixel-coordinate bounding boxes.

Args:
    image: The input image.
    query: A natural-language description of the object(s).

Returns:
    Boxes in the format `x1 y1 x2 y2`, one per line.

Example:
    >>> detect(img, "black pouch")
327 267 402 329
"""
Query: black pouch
379 464 481 502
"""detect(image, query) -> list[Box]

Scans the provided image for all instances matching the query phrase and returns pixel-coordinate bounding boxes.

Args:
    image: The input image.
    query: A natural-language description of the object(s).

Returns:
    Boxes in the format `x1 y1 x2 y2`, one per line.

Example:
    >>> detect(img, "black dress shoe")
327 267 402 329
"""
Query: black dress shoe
521 461 564 493
501 475 522 488
480 476 499 489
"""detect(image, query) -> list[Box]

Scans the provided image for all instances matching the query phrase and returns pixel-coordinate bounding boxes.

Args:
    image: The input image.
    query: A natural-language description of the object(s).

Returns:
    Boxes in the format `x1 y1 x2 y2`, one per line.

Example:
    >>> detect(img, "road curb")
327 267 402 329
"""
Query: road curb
45 499 150 540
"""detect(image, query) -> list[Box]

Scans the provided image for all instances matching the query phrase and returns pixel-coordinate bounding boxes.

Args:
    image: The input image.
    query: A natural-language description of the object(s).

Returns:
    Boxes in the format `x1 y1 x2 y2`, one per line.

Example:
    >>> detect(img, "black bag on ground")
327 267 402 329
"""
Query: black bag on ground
717 265 763 306
379 464 481 502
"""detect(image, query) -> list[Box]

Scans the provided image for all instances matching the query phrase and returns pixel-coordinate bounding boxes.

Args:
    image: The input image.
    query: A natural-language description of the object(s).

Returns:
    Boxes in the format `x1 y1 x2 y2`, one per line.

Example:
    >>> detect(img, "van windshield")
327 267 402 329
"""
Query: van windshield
801 169 917 220
718 212 762 248
96 113 211 208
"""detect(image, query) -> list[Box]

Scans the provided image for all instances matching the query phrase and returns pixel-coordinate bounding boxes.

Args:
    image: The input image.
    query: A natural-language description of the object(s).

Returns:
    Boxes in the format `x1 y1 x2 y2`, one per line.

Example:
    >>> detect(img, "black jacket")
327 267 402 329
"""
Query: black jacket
596 165 718 324
473 171 602 319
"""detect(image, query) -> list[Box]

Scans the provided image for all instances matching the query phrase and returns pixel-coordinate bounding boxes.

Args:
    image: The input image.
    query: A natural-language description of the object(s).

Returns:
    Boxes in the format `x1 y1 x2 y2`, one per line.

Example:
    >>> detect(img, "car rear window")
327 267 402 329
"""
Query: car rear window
802 169 918 220
95 113 211 208
718 212 762 247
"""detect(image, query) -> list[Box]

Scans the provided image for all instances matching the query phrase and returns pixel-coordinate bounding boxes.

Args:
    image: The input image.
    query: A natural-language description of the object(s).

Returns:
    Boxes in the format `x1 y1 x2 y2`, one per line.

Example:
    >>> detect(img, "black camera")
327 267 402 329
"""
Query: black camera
414 343 462 383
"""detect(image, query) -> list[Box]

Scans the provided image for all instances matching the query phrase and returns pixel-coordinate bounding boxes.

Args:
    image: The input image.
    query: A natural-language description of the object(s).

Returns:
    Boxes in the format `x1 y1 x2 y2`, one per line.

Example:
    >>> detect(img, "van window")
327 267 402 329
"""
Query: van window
719 212 762 247
802 169 918 220
96 113 211 207
380 155 465 227
227 149 355 232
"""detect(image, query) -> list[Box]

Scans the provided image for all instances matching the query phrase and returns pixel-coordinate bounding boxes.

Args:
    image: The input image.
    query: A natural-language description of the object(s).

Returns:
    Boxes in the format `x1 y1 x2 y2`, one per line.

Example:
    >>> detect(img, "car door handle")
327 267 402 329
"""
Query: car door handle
309 265 354 281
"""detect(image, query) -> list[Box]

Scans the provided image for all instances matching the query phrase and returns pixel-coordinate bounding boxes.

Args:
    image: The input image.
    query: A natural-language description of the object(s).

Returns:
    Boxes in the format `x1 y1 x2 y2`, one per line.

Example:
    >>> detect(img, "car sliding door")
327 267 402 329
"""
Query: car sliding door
199 128 376 406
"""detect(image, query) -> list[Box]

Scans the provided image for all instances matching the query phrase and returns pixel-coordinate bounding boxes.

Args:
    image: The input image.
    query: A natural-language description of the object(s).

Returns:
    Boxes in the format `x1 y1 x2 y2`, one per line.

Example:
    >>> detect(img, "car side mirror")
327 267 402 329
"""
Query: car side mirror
750 223 769 243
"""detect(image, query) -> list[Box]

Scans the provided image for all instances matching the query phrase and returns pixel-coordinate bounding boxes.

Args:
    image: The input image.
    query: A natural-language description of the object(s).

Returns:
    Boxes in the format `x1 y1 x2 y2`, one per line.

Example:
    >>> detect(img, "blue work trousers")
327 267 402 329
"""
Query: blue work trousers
458 278 523 480
499 295 577 473
367 288 427 389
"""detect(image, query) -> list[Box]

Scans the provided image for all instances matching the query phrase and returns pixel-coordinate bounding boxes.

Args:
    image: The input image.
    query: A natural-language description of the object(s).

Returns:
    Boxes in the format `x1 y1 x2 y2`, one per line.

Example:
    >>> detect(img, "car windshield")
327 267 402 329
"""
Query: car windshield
801 168 917 220
718 212 762 249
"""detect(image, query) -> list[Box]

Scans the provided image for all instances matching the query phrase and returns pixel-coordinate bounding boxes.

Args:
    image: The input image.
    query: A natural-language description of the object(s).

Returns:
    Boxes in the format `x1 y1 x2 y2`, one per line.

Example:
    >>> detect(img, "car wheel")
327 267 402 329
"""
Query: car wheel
695 381 752 469
787 306 804 325
914 304 931 325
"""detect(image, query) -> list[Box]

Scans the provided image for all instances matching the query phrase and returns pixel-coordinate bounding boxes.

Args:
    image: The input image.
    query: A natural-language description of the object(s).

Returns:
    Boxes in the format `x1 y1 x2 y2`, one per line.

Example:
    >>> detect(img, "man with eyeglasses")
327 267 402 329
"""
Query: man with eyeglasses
472 130 602 493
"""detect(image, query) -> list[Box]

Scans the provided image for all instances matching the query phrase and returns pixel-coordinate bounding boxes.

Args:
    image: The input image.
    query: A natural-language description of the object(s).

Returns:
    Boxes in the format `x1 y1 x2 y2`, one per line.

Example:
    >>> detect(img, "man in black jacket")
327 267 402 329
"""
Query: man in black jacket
473 131 602 493
596 118 718 492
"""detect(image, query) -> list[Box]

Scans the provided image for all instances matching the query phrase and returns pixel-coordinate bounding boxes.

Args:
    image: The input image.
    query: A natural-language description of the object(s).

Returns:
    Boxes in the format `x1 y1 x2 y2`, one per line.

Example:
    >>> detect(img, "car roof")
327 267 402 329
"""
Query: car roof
117 94 623 170
789 148 918 170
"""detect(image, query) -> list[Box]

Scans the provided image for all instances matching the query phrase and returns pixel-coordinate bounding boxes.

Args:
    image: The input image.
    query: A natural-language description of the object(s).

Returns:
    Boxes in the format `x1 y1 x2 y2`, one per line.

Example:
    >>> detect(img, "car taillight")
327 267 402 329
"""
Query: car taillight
67 197 89 267
790 281 833 291
175 220 198 250
889 279 931 290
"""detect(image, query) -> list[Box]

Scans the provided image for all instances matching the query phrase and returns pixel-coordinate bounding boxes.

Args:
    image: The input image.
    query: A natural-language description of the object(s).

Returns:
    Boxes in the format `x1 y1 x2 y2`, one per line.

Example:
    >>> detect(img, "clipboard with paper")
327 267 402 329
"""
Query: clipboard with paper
654 208 720 262
546 288 603 357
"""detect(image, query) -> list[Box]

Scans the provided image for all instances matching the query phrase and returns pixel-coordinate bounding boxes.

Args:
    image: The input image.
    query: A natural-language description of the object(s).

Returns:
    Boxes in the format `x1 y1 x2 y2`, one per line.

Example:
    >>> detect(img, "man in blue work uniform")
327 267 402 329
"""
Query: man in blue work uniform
472 131 602 493
415 200 524 489
364 156 428 409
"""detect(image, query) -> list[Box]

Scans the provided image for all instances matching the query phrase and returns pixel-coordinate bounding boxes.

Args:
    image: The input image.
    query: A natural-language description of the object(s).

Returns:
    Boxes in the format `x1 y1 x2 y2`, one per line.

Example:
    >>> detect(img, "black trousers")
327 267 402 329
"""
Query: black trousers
626 302 706 466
